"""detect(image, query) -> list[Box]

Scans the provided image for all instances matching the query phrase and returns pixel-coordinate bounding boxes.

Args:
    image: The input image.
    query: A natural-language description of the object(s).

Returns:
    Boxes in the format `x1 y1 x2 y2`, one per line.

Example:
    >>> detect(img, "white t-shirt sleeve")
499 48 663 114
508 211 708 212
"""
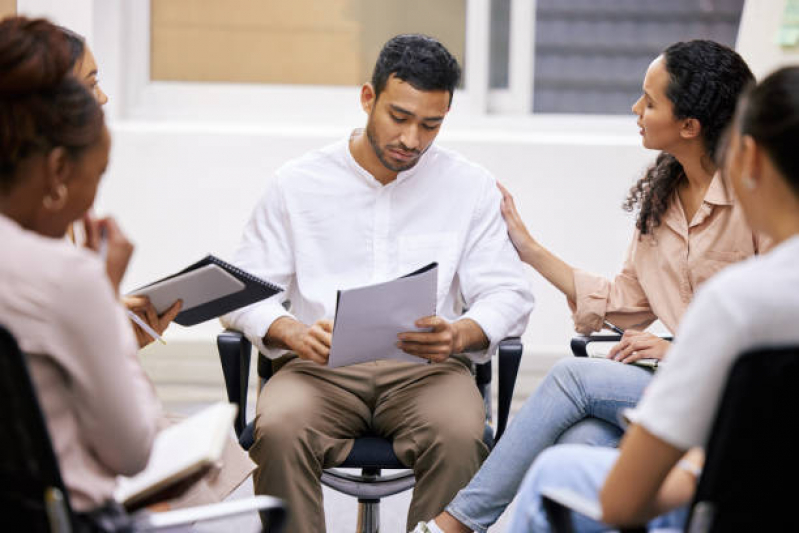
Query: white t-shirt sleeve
629 280 745 451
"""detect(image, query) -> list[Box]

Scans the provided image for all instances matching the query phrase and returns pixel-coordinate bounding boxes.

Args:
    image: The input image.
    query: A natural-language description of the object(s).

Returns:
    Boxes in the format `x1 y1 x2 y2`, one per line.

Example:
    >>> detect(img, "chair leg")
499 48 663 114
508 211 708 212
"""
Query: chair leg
356 498 380 533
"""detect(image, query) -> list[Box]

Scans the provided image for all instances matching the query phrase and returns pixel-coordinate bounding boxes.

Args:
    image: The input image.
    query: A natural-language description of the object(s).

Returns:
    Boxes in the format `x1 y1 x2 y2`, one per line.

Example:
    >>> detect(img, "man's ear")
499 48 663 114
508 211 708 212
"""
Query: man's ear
361 83 377 114
680 117 702 141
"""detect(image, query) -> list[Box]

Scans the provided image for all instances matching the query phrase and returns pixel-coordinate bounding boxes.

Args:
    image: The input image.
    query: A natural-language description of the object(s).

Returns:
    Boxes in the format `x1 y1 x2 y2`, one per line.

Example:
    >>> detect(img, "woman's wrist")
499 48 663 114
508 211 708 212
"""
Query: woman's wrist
517 239 543 265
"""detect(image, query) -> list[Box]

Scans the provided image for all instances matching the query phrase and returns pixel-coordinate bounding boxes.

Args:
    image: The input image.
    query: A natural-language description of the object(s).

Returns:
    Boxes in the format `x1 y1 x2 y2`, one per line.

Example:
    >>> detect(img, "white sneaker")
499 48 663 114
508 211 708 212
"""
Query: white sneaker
409 521 445 533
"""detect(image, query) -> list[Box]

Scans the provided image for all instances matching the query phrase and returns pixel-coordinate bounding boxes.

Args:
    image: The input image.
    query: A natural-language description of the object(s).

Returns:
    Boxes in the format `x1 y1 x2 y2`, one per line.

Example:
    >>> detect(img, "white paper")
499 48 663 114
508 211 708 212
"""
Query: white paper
328 263 438 368
128 264 245 315
114 402 236 506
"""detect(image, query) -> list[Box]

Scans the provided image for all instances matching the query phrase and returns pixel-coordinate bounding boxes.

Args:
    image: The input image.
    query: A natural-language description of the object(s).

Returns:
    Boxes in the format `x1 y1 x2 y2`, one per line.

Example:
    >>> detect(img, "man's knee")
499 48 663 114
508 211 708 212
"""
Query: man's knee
426 414 488 462
250 403 316 463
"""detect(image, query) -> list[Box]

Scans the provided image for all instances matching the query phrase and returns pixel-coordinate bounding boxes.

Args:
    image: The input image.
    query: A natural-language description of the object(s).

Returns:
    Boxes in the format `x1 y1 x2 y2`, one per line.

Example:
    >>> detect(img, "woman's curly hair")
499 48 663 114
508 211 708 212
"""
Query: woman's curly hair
624 40 754 235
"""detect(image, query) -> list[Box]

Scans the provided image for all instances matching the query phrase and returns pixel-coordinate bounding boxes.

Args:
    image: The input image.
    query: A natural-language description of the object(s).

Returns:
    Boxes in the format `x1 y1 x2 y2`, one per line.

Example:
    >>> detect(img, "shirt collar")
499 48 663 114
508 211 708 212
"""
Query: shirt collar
345 130 434 188
703 171 734 206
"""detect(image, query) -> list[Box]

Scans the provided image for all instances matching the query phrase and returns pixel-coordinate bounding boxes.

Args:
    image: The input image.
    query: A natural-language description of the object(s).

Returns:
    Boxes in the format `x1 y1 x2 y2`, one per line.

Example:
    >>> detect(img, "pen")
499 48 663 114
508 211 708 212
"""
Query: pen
98 226 108 263
126 309 167 345
603 320 625 335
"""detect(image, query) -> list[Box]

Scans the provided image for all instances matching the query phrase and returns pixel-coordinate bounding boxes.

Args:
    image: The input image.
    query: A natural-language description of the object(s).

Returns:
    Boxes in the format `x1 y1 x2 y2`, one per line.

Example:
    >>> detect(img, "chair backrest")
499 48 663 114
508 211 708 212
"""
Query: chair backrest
0 324 75 532
685 346 799 533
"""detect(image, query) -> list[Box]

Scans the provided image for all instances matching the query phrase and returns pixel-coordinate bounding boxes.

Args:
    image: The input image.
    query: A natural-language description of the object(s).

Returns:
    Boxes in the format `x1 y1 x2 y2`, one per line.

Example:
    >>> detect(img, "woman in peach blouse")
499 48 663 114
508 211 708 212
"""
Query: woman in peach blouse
415 41 761 533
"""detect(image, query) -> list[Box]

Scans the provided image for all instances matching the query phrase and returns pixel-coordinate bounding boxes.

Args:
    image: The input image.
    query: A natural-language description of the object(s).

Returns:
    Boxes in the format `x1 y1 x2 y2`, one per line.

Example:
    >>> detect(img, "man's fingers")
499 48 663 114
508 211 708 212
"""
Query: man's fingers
397 330 451 345
317 319 334 333
305 336 330 359
397 341 449 359
310 324 333 347
414 315 444 330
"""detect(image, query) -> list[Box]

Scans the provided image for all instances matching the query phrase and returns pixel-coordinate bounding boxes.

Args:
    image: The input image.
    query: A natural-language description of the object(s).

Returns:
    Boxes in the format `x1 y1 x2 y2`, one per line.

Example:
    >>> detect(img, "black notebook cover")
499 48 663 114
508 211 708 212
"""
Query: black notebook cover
135 255 283 327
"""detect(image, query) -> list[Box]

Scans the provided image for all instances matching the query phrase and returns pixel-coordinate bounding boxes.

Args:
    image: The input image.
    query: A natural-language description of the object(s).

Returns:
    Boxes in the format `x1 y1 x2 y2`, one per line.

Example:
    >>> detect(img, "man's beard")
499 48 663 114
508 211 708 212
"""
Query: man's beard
365 119 424 173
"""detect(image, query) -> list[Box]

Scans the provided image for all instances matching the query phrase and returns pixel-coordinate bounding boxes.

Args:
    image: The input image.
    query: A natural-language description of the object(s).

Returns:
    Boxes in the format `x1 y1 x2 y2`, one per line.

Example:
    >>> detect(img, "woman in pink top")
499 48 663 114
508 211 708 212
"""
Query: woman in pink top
0 16 161 515
415 41 760 533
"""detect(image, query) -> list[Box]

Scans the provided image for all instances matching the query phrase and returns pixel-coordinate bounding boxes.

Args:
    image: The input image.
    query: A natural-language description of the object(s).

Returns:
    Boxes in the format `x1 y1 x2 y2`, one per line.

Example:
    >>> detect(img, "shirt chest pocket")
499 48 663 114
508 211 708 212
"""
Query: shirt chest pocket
691 249 750 288
398 232 458 297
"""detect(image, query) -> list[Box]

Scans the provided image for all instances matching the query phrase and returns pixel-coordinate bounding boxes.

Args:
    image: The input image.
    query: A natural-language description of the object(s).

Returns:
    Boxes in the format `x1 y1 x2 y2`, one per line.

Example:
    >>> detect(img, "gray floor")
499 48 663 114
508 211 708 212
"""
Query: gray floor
140 340 556 532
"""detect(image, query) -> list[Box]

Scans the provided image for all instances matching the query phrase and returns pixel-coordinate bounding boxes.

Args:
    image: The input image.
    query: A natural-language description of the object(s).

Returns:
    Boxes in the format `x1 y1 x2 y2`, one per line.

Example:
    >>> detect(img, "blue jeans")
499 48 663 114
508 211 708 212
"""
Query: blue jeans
508 444 688 532
445 357 654 533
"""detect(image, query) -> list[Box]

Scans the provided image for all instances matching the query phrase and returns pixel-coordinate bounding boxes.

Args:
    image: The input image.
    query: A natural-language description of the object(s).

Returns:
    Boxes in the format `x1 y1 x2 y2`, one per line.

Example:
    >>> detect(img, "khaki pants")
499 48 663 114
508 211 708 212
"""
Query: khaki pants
249 356 489 533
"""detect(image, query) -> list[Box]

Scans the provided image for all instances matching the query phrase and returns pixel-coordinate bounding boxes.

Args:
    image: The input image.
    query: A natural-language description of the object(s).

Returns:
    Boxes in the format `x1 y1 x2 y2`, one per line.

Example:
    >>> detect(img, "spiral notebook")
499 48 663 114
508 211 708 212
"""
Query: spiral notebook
129 255 283 326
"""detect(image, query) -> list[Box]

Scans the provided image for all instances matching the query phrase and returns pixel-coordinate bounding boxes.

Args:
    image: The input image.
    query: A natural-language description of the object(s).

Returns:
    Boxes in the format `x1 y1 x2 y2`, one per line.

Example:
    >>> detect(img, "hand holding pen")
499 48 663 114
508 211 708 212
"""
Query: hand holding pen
123 296 182 347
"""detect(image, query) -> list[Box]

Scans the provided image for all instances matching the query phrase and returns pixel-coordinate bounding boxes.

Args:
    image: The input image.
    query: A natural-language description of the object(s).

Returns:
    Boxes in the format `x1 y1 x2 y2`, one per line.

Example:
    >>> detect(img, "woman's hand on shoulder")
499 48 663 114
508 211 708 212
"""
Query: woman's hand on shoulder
607 329 671 363
497 181 538 262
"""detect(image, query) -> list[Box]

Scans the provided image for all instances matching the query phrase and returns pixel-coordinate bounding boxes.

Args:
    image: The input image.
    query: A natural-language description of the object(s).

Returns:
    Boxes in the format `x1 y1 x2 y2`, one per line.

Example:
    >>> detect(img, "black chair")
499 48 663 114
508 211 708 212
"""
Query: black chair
541 345 799 533
0 324 287 532
570 334 673 358
217 330 523 533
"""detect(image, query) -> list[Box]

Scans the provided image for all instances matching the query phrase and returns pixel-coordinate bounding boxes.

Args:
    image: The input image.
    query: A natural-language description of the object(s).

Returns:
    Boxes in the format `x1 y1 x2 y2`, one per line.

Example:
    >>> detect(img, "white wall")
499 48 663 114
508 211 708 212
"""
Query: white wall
737 0 799 80
97 118 653 355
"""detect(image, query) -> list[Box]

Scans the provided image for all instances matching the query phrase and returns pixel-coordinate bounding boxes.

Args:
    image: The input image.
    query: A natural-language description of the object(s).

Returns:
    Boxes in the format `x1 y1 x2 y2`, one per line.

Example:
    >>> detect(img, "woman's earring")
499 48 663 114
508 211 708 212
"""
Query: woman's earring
742 174 757 191
42 183 68 210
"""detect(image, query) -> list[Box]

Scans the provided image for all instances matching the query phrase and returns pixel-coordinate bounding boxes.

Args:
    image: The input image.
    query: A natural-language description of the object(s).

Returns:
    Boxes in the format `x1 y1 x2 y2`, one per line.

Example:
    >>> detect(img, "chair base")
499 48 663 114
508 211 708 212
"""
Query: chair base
356 499 380 533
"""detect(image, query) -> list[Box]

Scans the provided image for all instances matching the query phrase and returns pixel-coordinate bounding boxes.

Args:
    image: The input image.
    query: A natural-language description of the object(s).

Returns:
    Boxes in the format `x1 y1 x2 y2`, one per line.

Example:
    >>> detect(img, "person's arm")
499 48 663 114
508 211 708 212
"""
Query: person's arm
498 181 577 300
220 178 297 358
498 182 657 335
59 250 161 476
599 424 687 525
601 276 744 526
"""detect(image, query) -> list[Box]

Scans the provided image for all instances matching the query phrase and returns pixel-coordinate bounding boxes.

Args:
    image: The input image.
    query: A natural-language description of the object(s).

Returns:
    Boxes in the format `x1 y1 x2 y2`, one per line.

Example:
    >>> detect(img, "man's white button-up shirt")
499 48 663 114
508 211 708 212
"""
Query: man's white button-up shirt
222 136 535 363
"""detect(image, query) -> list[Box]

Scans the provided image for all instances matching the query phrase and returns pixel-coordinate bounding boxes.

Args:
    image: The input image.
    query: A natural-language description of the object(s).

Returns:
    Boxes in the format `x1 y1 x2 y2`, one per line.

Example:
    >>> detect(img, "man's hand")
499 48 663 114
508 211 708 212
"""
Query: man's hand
397 316 467 363
268 317 333 365
608 329 671 364
124 296 182 348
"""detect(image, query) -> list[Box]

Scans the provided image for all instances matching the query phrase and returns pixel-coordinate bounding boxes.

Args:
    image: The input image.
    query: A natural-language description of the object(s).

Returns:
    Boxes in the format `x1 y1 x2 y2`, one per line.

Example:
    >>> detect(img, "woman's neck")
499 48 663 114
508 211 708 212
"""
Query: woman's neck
673 142 715 192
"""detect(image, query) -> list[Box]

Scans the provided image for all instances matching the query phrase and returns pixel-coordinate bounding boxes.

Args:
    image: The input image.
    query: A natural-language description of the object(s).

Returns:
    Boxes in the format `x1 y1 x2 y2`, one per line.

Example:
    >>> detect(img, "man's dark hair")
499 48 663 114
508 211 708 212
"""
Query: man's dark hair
371 34 461 104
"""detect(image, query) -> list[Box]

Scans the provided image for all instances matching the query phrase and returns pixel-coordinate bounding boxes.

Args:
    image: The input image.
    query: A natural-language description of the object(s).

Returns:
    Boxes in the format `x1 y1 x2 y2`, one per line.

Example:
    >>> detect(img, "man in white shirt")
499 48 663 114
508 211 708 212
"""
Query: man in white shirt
222 34 534 532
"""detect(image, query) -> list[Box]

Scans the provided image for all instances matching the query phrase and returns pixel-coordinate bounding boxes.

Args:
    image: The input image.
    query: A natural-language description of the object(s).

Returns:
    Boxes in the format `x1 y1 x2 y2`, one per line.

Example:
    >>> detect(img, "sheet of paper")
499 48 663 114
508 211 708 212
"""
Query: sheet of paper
328 263 438 368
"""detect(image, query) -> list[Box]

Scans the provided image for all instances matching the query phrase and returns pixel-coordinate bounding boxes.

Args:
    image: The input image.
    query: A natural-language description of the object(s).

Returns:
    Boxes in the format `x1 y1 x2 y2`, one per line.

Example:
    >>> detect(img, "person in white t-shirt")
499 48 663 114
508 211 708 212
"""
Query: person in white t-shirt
221 34 534 533
507 66 799 532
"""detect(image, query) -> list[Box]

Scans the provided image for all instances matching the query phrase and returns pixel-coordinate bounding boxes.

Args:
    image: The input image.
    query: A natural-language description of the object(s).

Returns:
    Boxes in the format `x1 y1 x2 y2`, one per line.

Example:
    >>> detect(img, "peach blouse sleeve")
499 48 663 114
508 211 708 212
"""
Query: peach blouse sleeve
569 230 658 334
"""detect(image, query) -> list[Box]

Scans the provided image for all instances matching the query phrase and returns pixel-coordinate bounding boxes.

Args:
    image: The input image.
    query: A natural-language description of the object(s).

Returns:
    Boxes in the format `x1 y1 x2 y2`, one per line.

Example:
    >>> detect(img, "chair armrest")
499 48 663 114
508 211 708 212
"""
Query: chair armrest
495 337 522 442
133 495 286 531
570 335 622 357
216 330 252 439
571 334 674 357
